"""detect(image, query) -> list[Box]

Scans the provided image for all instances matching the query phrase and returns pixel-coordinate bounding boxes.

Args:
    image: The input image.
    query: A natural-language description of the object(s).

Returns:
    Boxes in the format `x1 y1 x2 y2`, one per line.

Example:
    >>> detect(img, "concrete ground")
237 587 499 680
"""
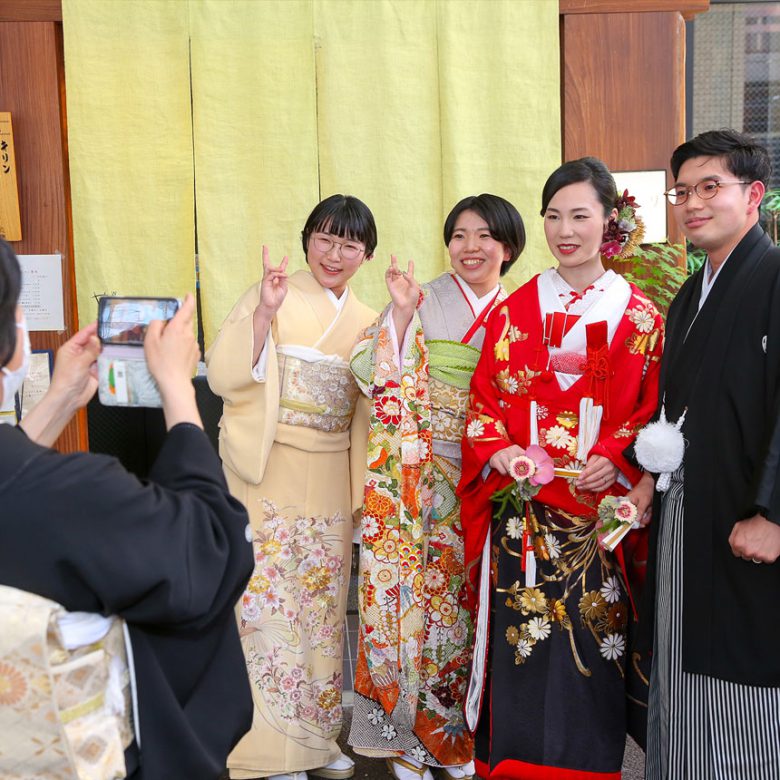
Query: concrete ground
337 709 646 780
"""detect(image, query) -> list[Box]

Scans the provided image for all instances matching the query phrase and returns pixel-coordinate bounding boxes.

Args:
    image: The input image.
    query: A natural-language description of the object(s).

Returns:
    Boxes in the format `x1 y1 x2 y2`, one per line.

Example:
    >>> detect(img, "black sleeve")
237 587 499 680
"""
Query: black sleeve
752 265 780 524
0 423 254 628
754 404 780 523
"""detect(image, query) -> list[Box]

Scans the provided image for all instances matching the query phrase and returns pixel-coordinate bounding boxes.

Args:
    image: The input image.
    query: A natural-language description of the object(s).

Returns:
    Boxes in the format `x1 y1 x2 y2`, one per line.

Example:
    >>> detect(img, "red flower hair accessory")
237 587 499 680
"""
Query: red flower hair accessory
600 189 645 260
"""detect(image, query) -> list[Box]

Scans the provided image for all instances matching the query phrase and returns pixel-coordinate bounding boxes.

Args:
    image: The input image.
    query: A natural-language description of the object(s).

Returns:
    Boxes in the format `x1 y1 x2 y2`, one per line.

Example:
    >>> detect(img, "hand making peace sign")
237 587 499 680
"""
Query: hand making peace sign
257 245 289 317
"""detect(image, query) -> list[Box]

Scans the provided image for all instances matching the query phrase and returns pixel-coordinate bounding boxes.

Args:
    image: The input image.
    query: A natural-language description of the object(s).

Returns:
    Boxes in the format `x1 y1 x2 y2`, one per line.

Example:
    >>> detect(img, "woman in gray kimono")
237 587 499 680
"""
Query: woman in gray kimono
349 195 526 780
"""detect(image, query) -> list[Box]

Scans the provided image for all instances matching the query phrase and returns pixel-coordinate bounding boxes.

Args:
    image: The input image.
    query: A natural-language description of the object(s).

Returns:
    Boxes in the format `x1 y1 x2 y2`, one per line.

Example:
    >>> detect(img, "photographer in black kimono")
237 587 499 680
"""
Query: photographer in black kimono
628 131 780 778
0 238 254 779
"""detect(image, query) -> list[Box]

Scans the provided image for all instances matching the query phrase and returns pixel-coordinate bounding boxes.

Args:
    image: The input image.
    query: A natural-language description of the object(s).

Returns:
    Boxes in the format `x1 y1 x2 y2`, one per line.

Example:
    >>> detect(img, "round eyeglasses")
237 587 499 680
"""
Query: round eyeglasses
664 178 750 206
311 234 365 261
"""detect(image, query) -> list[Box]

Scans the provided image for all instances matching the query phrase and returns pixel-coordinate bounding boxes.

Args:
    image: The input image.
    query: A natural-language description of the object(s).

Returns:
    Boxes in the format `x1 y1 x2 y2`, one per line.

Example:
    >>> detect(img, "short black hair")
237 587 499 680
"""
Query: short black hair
300 194 378 258
443 194 526 276
540 157 617 218
0 239 21 369
670 128 772 185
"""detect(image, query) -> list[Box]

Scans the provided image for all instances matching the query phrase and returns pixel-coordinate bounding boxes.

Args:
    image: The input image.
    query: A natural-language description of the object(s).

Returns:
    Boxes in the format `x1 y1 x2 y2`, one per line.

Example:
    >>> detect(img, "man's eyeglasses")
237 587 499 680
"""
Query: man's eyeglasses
311 234 365 261
664 178 751 206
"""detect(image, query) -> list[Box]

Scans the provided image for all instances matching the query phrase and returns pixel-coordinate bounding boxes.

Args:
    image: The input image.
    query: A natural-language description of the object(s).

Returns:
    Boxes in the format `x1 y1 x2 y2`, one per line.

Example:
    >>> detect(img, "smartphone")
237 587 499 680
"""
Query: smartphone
96 296 180 408
98 296 180 346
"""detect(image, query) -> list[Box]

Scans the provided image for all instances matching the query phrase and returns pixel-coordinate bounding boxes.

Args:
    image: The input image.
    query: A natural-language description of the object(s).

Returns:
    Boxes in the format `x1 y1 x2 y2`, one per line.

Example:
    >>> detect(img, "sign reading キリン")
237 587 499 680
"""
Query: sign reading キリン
0 112 22 242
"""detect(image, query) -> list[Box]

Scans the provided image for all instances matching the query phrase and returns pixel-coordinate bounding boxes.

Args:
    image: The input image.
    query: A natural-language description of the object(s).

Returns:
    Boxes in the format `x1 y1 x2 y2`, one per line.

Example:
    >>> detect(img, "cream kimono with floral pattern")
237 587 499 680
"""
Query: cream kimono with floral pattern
207 270 376 778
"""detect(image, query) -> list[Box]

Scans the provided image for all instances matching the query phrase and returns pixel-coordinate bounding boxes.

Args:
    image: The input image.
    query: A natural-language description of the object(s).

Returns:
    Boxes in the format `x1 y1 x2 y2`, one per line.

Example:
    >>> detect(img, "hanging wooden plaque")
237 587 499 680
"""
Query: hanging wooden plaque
0 112 22 241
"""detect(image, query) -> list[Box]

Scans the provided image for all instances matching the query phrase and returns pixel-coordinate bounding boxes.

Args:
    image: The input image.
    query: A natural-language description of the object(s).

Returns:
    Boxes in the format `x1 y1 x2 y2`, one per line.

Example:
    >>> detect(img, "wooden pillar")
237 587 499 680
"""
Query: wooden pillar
0 0 85 451
560 0 710 245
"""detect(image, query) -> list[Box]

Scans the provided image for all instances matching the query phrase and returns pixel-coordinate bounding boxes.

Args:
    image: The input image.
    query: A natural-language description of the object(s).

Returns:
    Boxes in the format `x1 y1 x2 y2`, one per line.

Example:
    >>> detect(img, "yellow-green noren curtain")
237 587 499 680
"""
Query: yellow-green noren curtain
190 0 319 343
63 0 560 343
314 0 442 310
437 0 561 291
62 0 195 327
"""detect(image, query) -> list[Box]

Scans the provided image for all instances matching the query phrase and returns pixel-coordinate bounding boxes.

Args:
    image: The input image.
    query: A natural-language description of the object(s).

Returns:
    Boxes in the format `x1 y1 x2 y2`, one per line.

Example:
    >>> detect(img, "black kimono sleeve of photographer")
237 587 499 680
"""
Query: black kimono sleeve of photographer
0 422 255 780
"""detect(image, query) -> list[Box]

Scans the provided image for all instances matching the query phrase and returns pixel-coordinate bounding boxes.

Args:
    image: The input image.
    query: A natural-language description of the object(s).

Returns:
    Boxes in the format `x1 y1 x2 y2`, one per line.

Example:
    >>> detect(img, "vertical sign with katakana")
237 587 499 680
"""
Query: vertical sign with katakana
0 112 22 241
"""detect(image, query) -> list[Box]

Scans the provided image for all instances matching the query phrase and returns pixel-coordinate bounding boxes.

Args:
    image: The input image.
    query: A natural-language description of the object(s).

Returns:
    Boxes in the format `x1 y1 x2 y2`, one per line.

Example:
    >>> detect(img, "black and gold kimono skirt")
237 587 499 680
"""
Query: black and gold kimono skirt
474 500 631 780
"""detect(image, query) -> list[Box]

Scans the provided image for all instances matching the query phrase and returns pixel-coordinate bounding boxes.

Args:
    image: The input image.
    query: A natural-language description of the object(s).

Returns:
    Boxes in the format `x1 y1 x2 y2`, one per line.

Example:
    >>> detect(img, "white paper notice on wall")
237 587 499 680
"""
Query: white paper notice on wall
18 254 65 331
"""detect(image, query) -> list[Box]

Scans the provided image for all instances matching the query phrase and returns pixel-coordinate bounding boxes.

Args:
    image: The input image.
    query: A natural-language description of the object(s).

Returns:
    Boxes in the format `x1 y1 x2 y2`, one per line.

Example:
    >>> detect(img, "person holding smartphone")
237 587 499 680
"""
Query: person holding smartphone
0 237 255 780
207 195 378 780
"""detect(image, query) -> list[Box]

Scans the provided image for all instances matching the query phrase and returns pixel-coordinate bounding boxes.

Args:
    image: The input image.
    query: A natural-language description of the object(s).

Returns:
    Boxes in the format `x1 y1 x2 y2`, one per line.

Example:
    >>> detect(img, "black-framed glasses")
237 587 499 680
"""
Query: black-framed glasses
664 178 751 206
311 234 365 261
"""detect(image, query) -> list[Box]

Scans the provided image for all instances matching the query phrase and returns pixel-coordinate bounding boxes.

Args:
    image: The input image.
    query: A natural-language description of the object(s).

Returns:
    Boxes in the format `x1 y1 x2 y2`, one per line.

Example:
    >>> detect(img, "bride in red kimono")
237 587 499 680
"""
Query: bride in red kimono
458 158 664 779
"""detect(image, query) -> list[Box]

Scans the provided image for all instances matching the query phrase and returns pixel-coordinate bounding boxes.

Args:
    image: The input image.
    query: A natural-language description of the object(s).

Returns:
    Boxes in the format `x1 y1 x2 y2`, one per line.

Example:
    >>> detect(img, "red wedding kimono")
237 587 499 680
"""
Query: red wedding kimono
458 271 663 780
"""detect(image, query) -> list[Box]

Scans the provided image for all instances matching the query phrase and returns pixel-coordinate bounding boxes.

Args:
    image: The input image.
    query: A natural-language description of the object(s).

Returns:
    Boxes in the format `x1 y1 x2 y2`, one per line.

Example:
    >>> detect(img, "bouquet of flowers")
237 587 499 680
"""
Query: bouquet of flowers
492 445 555 517
595 495 639 551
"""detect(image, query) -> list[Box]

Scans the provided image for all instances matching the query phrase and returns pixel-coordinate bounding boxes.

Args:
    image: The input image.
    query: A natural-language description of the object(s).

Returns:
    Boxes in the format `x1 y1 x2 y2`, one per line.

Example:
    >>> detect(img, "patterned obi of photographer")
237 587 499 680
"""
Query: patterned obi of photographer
276 346 360 433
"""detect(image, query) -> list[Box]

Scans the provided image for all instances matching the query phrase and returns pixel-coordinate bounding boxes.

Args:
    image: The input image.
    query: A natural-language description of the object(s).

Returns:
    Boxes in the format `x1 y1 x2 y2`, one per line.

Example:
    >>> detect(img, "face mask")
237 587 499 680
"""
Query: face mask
1 318 31 405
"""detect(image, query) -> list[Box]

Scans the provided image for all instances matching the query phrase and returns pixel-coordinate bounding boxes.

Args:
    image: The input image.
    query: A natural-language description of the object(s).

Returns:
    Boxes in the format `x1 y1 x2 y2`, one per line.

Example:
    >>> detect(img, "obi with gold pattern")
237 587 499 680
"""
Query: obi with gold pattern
0 585 133 780
428 339 480 457
430 377 469 444
277 346 359 433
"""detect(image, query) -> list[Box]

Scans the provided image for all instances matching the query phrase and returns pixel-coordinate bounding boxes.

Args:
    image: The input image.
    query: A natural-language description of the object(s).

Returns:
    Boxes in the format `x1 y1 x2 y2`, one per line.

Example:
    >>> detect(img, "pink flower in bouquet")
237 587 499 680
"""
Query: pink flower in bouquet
615 498 638 524
525 445 555 486
508 455 536 482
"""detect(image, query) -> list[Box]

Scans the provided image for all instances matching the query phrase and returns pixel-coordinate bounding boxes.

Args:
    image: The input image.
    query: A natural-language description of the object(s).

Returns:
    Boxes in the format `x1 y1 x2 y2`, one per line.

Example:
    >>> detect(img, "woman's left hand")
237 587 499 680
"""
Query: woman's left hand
576 454 618 492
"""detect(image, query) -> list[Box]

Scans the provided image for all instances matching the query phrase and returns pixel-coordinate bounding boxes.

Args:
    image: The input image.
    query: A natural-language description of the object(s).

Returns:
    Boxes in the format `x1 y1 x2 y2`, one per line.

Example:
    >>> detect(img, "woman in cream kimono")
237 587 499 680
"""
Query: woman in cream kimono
348 195 526 780
206 195 378 780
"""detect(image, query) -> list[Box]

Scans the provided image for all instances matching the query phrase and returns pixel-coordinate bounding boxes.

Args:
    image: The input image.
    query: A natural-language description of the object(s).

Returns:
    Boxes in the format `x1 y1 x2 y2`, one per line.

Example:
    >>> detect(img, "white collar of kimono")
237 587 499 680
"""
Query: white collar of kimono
326 286 348 312
453 273 500 316
537 267 631 355
698 248 734 311
275 285 349 365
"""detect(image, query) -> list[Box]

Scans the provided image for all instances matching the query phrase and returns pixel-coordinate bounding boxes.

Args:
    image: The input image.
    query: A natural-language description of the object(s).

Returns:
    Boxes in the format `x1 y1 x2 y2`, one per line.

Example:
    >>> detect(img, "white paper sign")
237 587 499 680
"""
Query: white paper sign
18 254 65 331
20 351 52 419
612 170 668 244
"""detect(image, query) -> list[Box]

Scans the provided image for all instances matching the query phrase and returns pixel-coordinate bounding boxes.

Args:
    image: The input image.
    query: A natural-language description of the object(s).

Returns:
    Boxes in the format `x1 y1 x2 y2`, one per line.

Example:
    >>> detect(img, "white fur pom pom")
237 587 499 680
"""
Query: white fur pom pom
634 419 686 474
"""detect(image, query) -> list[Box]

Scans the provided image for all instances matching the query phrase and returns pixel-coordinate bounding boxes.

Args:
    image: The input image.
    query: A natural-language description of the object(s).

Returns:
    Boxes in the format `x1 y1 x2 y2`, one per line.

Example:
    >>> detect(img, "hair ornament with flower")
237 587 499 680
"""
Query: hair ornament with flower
600 189 645 260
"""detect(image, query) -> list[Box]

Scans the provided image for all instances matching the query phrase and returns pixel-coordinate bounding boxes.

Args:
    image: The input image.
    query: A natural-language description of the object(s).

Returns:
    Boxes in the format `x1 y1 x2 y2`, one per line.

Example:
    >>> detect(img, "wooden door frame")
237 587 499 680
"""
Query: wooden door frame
0 0 84 450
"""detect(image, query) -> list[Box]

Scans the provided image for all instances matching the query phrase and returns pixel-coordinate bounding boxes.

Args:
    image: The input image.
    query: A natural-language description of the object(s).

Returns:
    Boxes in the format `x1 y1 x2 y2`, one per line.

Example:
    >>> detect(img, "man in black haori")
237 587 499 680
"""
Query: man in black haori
632 130 780 779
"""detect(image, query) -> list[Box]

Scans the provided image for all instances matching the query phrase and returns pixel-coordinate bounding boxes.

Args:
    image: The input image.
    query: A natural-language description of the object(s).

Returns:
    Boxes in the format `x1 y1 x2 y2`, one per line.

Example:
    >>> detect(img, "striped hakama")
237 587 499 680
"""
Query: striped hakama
646 468 780 779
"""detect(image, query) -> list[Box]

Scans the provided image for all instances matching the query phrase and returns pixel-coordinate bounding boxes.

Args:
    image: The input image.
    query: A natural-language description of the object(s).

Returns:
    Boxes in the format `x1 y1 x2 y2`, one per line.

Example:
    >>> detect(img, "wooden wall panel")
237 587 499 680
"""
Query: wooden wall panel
560 0 707 19
562 11 687 244
0 0 61 21
0 20 84 451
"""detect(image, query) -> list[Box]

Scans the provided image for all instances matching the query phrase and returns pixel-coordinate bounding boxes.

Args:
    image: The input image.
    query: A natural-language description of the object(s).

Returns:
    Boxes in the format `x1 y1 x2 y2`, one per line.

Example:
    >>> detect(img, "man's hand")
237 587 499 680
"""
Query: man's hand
728 514 780 564
625 471 655 527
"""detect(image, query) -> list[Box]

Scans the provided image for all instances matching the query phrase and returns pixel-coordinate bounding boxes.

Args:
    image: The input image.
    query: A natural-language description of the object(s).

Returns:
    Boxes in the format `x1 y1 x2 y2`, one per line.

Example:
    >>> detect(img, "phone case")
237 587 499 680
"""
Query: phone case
97 344 163 408
96 296 180 408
